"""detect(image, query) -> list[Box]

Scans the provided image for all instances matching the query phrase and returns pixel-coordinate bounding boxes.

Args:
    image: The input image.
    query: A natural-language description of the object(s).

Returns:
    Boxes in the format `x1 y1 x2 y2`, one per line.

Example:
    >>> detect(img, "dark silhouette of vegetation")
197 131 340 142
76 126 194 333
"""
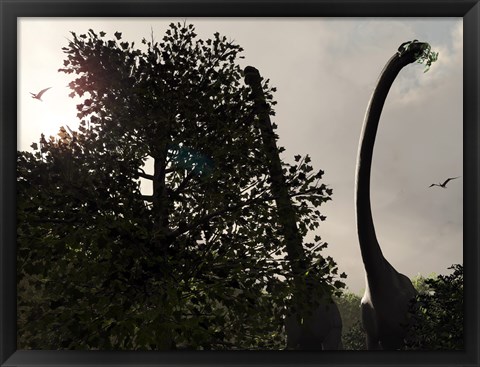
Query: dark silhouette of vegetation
17 22 344 350
335 293 360 333
342 321 367 350
334 292 364 350
405 264 463 350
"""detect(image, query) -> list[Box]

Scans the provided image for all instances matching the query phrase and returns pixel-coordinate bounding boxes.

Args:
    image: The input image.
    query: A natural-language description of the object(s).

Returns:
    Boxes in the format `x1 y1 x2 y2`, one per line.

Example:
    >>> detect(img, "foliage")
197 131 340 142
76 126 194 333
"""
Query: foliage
334 291 365 350
410 272 437 295
342 321 366 350
17 22 343 350
405 264 463 350
397 40 439 72
334 292 361 335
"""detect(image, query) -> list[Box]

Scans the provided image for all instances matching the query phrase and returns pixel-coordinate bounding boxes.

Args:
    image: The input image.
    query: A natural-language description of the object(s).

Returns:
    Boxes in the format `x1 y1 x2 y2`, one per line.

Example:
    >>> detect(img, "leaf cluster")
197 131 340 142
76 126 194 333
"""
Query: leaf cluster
18 22 342 350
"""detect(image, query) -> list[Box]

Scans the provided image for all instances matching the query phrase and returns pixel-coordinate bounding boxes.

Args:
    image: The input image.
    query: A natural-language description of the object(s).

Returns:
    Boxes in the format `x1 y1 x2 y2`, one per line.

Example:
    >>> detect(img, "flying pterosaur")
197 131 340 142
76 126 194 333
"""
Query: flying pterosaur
429 176 460 188
30 87 51 101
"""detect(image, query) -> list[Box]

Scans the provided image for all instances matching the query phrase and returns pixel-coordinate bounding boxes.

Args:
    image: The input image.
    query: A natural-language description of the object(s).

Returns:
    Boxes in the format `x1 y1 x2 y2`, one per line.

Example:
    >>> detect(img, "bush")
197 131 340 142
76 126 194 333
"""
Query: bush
405 264 463 350
334 292 366 350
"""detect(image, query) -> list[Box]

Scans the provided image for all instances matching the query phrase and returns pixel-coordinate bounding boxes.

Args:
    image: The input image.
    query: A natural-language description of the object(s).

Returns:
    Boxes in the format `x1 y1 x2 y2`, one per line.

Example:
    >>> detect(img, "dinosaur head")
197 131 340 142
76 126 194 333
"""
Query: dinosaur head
244 66 262 86
397 40 438 72
398 40 427 57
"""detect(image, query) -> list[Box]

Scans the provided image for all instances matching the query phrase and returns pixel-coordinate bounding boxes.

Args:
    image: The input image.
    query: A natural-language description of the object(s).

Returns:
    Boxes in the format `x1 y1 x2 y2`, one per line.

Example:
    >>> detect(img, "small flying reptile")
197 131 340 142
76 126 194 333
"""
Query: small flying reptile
429 176 460 188
30 87 52 101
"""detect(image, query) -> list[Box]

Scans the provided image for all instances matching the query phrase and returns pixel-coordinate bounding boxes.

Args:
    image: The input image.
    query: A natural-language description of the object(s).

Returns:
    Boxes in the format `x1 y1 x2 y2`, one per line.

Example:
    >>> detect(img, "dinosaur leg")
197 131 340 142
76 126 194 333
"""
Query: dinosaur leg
321 326 343 350
366 334 381 350
361 302 380 350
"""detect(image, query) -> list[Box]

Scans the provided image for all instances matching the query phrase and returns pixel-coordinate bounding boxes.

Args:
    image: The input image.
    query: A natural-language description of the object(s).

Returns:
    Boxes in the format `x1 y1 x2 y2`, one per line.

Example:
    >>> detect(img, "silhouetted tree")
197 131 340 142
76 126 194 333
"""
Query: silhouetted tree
17 22 343 350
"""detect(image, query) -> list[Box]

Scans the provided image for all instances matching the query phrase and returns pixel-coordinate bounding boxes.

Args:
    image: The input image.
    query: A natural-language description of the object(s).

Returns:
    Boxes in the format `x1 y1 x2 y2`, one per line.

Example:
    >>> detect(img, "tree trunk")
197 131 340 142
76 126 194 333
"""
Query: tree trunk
151 111 176 350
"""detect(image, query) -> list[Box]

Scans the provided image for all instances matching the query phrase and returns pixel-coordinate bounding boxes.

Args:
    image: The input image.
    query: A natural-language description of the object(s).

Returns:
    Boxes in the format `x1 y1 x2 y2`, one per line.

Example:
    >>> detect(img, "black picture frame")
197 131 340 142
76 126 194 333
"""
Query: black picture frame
1 0 478 366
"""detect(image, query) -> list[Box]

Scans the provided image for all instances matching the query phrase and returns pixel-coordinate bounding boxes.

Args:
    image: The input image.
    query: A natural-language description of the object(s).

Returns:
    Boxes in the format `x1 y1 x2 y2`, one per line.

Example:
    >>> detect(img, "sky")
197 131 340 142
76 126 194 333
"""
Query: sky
18 18 463 294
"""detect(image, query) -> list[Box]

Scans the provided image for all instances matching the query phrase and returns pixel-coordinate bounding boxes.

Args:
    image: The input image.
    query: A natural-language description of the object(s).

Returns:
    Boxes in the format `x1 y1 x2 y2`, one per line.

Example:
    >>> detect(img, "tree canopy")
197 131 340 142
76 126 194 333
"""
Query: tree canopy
17 22 345 350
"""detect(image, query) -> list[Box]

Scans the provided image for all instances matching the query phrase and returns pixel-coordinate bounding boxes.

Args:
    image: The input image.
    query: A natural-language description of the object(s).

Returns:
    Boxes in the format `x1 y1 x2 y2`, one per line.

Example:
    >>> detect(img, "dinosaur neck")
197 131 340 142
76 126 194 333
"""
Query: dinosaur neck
355 51 418 275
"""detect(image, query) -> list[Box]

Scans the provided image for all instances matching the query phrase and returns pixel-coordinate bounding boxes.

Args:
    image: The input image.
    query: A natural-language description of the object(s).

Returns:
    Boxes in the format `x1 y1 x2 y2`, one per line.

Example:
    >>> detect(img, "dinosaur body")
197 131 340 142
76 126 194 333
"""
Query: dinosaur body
30 87 51 101
429 176 460 188
245 66 342 350
355 42 429 350
285 300 343 350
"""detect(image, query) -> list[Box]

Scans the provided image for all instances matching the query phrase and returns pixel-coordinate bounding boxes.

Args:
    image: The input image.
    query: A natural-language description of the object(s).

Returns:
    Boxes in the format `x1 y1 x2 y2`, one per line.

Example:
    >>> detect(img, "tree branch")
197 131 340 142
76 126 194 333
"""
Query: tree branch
166 185 326 241
137 169 154 180
141 195 154 202
170 169 197 200
166 194 266 241
31 217 81 225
